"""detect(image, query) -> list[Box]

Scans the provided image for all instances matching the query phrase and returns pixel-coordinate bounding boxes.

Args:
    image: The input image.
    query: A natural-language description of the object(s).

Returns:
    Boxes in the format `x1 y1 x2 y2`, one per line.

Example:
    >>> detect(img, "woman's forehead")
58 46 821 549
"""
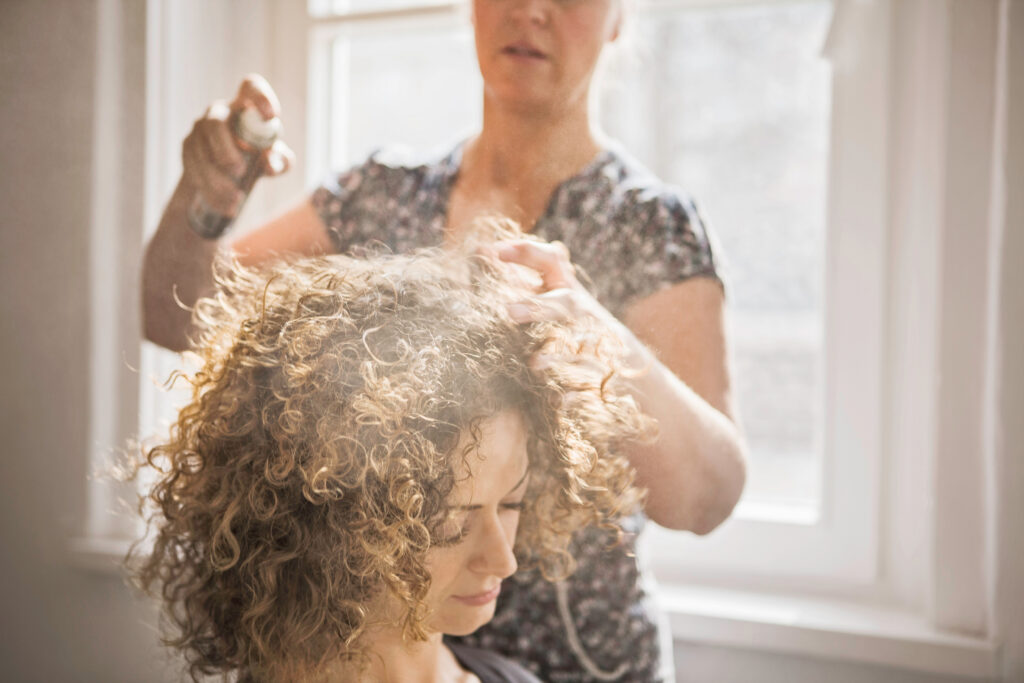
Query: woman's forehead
450 410 530 503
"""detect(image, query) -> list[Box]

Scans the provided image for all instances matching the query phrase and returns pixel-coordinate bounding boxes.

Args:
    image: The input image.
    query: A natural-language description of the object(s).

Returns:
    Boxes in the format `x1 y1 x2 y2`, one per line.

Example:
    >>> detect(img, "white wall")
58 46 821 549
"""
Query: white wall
0 1 1020 681
0 1 171 681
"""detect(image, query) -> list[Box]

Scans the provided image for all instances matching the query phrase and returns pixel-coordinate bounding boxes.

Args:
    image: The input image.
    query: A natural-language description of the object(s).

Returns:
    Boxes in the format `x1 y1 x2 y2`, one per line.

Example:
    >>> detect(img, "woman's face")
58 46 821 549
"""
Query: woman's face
423 410 530 636
472 0 621 113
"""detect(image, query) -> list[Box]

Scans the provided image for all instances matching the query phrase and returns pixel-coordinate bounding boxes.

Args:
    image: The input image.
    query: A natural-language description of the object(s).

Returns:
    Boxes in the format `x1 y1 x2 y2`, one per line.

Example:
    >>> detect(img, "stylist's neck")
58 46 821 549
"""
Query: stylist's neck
472 90 602 186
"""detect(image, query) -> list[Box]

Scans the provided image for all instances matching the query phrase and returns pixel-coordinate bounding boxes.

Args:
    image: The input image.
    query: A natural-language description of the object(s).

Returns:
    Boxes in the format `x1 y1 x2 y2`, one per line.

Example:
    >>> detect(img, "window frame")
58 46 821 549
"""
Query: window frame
277 0 993 621
304 4 871 585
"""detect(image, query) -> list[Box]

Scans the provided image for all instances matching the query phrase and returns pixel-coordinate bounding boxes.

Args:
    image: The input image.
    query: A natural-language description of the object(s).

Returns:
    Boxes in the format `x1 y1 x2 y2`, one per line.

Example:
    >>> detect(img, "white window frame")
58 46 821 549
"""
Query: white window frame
263 0 997 638
302 0 884 586
74 0 1011 677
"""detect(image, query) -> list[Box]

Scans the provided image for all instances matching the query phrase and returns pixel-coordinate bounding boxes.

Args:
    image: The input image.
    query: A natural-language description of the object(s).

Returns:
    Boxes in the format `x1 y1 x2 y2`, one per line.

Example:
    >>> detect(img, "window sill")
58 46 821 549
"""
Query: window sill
660 583 999 679
68 536 133 576
70 538 998 679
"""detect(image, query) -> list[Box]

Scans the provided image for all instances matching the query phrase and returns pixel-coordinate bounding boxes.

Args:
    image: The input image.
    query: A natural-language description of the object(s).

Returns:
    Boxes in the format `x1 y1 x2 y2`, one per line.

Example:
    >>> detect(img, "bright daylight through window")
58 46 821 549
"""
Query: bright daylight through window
139 0 836 554
313 0 834 523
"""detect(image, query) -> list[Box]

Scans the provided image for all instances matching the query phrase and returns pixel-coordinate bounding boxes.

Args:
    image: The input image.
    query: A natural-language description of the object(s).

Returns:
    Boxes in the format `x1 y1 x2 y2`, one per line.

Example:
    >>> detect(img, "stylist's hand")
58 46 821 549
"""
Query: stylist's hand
181 74 295 218
494 239 615 328
493 238 644 380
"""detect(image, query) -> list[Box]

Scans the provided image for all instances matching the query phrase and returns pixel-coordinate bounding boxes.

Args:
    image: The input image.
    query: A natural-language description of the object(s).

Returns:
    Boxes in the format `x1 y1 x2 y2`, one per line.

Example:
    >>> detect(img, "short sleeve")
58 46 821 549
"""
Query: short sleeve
644 191 724 294
309 146 450 256
578 188 725 318
310 160 370 254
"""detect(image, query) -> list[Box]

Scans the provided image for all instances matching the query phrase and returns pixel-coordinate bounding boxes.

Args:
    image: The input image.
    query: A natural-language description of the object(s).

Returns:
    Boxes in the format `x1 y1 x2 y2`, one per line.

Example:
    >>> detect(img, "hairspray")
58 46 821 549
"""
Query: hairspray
187 107 281 239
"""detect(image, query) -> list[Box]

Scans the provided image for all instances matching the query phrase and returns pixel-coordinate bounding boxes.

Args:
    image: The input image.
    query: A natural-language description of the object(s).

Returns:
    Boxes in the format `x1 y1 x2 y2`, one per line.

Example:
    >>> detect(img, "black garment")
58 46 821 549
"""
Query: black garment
447 640 544 683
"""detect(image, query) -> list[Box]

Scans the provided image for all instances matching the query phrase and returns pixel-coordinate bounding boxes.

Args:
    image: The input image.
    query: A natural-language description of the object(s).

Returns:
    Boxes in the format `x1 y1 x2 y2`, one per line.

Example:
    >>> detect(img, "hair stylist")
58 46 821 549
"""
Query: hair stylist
142 1 746 680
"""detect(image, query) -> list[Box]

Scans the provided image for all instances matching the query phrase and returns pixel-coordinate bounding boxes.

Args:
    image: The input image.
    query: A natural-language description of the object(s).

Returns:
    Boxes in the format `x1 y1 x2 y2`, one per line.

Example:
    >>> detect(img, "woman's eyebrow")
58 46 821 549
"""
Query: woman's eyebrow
455 468 531 510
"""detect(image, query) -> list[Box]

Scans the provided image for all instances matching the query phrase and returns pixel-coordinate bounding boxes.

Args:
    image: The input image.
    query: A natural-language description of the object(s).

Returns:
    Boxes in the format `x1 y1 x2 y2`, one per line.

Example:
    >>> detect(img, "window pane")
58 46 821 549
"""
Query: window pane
318 1 833 514
327 23 480 169
600 1 833 511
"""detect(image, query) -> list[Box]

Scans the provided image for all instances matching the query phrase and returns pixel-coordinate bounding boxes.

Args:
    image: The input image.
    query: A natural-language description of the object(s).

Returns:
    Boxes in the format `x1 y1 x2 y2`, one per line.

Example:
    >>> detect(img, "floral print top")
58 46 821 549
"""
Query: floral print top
312 141 723 682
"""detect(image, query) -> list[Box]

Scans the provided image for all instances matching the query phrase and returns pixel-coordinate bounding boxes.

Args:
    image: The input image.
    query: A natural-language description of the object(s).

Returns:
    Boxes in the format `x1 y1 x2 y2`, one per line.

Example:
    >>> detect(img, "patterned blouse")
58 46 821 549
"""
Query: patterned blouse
312 141 722 683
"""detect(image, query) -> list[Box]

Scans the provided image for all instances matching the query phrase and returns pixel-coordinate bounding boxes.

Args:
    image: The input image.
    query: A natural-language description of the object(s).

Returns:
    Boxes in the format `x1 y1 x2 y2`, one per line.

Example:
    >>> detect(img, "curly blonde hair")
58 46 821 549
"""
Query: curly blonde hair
129 234 649 681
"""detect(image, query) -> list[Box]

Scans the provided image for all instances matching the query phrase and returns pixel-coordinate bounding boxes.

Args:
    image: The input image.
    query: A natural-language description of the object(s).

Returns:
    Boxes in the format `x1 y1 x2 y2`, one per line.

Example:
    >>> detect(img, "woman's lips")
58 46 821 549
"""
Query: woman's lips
502 43 547 61
452 585 501 606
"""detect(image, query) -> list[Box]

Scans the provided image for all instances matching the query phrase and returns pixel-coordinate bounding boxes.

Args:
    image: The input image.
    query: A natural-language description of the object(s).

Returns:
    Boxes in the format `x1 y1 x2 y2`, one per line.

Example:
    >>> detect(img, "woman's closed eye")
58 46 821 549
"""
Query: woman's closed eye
434 511 470 547
434 501 527 546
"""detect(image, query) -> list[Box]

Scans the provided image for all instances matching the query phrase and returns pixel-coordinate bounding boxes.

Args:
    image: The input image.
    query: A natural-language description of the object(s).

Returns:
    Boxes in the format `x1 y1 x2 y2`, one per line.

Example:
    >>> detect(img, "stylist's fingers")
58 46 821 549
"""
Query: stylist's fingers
496 240 577 292
262 139 295 177
232 73 281 120
183 127 244 215
199 100 247 178
183 99 244 187
507 289 579 324
231 76 293 178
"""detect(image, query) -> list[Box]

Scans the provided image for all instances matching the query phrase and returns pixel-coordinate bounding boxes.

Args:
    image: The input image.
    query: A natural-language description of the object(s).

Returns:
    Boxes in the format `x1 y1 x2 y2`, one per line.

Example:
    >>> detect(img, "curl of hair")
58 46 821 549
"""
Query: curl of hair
127 224 651 681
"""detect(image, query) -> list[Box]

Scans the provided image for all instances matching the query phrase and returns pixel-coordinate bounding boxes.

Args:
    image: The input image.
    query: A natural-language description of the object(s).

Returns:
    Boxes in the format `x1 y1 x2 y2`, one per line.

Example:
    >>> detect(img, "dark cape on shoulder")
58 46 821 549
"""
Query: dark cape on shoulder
446 639 544 683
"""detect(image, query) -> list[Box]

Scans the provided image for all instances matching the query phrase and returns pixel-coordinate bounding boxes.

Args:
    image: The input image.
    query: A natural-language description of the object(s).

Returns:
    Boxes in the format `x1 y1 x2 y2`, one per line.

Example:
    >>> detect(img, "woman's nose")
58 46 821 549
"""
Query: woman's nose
469 512 519 579
510 0 550 27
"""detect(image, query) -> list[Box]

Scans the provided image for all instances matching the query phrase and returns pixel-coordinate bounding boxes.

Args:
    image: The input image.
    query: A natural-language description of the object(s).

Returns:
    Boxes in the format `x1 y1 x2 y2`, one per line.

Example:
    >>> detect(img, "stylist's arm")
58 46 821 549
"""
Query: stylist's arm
496 239 745 534
141 75 318 351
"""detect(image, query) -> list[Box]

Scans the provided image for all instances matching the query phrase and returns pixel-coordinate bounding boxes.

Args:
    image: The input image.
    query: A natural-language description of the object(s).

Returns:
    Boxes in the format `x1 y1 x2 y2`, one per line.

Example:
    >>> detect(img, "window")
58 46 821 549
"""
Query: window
132 0 880 584
300 0 886 587
305 0 833 520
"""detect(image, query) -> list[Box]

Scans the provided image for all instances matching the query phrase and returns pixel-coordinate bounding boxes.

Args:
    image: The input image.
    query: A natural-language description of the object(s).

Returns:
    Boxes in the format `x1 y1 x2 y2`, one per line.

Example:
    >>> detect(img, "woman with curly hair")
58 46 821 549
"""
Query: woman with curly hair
130 240 649 682
144 1 748 678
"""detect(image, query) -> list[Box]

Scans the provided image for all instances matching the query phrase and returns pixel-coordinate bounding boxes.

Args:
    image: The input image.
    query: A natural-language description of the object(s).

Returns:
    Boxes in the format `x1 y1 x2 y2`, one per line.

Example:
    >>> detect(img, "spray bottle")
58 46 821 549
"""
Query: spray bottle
187 107 281 239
